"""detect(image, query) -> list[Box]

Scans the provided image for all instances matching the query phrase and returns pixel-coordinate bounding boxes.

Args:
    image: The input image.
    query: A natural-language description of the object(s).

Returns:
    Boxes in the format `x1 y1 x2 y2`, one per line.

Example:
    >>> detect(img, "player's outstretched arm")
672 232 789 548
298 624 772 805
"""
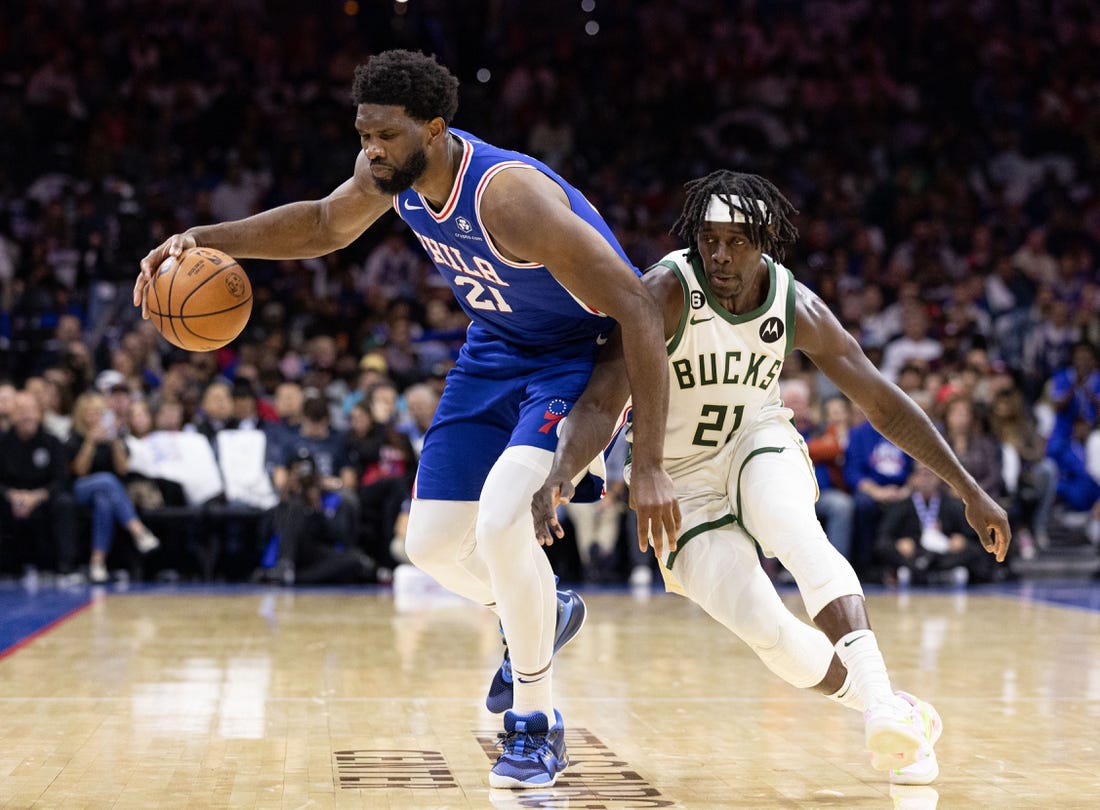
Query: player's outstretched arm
134 152 392 317
793 282 1011 562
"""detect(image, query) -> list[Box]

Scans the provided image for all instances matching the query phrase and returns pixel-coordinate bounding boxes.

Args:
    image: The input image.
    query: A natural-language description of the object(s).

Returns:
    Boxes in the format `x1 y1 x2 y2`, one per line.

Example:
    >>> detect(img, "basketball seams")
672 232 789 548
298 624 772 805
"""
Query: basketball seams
176 296 253 343
164 253 186 347
152 247 251 350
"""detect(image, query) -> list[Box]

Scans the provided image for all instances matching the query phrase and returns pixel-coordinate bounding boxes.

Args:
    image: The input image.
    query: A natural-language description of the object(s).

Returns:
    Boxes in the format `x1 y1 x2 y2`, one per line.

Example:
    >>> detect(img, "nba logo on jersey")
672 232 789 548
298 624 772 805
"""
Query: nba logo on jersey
539 398 569 434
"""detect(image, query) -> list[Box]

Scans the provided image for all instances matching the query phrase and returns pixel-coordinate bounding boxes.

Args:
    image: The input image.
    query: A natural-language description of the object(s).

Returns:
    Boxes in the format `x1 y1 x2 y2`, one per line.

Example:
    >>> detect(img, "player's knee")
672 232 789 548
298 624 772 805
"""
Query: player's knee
403 528 450 572
783 540 863 617
475 501 527 556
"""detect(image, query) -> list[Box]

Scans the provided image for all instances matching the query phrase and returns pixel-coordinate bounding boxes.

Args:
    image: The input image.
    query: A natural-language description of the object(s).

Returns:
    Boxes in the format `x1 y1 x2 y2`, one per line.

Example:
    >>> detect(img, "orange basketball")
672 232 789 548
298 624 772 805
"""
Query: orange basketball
148 247 253 351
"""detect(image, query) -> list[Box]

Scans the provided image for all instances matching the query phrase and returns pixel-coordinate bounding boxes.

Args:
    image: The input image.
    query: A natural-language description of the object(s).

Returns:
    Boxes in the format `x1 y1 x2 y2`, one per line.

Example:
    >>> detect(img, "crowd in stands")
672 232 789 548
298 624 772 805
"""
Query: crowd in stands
1 0 1099 586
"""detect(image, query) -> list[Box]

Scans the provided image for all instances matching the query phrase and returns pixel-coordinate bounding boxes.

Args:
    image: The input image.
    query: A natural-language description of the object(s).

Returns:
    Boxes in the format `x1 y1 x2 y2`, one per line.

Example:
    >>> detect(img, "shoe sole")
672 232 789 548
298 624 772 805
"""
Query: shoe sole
488 769 564 789
554 590 586 654
888 752 940 785
872 695 943 778
867 726 924 770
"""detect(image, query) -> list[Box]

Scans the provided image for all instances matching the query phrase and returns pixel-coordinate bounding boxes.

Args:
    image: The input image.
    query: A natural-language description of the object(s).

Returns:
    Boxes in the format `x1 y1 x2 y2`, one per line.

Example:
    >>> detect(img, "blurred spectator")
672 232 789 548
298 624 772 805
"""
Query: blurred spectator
231 378 263 429
940 395 1004 501
1045 341 1100 446
267 396 361 584
1046 415 1100 526
265 380 305 468
398 382 439 458
879 305 943 383
845 406 914 578
0 392 77 578
26 373 72 440
0 381 17 432
356 225 425 304
66 392 160 583
189 380 238 446
876 464 987 587
988 387 1059 556
784 380 854 560
563 437 625 584
346 399 413 570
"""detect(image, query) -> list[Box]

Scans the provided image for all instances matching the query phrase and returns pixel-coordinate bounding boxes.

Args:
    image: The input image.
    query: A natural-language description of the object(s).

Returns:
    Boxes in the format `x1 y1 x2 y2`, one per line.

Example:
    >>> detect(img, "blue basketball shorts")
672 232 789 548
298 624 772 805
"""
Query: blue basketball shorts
413 329 601 502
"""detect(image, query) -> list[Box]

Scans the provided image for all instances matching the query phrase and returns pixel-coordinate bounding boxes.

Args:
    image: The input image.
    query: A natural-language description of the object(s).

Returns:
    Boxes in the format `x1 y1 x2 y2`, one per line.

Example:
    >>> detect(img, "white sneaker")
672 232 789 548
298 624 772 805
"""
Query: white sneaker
870 690 943 783
90 561 109 584
135 530 160 554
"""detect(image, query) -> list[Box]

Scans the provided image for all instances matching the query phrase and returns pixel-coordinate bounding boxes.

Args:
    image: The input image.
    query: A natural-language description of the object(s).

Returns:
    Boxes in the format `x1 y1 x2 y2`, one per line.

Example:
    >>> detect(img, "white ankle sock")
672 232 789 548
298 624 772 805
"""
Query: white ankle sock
827 670 866 712
835 630 896 709
511 666 554 720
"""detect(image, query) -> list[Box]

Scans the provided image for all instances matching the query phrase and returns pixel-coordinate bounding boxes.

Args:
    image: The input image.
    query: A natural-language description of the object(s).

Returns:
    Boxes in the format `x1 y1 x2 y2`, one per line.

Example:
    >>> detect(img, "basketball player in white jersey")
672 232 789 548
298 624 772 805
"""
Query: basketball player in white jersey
532 170 1012 785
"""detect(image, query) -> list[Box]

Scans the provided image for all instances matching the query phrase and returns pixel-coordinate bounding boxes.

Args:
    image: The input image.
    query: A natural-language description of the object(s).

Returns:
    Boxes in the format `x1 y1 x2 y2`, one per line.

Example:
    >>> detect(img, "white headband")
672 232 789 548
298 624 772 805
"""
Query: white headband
704 194 769 224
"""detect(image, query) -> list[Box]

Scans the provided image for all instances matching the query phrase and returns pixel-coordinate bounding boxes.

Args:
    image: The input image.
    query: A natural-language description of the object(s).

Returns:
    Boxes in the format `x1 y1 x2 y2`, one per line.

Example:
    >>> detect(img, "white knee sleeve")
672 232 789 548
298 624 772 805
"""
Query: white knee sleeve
738 451 863 619
405 499 494 605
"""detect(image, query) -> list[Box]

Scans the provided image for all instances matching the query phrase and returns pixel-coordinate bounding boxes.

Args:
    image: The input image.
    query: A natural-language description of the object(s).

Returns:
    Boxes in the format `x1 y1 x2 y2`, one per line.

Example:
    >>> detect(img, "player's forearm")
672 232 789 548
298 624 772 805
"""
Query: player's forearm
548 401 621 484
616 313 669 470
187 201 350 260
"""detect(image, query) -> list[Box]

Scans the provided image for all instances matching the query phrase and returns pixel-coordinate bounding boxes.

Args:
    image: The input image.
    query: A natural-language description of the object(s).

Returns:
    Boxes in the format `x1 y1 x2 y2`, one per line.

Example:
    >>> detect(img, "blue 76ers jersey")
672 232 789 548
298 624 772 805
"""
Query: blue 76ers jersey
394 128 636 349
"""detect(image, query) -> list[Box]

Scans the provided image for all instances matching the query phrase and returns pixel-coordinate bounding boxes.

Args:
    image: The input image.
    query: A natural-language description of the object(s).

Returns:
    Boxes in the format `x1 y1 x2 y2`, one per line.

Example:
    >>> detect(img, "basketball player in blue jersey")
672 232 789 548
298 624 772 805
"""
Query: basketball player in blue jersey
533 171 1012 786
132 49 680 789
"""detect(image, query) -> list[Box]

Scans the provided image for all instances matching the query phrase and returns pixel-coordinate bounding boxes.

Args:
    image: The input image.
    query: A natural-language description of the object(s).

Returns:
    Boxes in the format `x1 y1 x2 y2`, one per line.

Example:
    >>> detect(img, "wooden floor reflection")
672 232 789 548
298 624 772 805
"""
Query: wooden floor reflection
1 577 1098 809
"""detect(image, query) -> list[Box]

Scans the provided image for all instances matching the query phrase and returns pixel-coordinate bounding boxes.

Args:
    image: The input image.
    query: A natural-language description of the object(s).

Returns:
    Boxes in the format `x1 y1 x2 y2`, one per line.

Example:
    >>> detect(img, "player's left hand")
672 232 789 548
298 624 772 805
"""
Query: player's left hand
962 488 1012 563
629 464 681 560
532 476 575 546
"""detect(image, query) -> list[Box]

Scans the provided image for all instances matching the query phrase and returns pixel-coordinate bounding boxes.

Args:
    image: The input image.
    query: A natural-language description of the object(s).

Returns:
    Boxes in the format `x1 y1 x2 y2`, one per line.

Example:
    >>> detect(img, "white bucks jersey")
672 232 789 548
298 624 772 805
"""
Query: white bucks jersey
657 249 795 474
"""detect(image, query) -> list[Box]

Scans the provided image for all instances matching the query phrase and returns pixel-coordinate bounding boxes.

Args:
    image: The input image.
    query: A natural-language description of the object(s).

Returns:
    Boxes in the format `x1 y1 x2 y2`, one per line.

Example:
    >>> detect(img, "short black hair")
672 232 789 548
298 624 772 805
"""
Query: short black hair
352 50 459 124
672 170 799 261
302 396 329 423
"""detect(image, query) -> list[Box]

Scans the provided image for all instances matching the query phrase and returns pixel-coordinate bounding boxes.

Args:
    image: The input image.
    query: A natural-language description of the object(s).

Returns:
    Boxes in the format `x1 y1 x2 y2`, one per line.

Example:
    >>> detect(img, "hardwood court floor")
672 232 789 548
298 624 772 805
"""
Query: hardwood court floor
1 577 1098 809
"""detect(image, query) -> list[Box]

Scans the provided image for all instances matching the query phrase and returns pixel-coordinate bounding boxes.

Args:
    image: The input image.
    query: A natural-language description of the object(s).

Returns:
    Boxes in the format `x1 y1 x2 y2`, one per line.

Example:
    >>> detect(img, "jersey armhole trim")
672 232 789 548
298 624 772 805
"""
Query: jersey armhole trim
661 258 692 355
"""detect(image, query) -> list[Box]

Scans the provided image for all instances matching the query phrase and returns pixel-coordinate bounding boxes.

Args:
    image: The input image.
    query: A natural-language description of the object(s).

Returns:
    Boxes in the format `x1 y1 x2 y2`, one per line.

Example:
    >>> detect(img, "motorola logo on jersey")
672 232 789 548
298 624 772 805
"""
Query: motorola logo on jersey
759 317 784 343
690 290 706 310
455 216 473 233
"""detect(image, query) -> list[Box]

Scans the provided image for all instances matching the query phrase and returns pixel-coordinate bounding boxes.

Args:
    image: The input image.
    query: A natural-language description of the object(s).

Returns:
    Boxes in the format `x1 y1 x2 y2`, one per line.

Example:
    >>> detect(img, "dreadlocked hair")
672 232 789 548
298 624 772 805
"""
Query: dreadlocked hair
352 50 459 124
672 171 799 261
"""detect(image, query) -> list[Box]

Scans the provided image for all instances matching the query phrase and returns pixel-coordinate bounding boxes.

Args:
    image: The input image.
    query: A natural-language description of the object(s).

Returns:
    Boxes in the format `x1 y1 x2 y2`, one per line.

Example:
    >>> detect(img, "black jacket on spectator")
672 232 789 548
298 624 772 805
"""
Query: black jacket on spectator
0 427 70 498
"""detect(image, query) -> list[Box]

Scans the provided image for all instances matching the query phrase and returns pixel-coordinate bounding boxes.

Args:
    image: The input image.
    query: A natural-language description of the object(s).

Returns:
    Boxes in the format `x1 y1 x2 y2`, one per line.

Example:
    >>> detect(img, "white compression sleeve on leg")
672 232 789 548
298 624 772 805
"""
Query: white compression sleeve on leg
404 499 495 606
477 445 559 718
675 530 834 690
736 447 863 618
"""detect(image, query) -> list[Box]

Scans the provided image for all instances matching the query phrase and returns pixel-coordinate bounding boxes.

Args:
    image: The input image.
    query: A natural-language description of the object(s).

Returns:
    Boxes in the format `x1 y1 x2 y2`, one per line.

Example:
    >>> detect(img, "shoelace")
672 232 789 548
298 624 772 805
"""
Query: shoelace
496 724 548 759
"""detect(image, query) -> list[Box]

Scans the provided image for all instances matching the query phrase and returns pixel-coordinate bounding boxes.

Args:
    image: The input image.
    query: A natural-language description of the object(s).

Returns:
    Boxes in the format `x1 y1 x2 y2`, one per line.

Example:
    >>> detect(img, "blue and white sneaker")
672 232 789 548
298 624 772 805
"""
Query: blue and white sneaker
489 709 568 789
485 589 587 714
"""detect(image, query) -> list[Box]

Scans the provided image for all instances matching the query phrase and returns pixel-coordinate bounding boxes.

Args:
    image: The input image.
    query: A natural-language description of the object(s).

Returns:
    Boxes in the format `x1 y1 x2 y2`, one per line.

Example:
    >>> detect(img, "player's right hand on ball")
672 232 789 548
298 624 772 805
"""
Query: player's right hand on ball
134 233 197 319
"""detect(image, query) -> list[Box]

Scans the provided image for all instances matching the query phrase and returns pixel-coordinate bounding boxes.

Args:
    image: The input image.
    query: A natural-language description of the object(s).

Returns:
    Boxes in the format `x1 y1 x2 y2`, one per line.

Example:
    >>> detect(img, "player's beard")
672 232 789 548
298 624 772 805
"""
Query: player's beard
372 148 429 195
